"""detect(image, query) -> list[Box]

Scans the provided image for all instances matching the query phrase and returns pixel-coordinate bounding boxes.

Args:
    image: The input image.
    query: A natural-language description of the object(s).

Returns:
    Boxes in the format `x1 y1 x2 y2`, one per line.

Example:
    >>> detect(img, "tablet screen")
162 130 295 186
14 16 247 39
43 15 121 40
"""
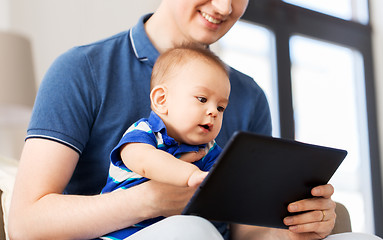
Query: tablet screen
182 131 347 229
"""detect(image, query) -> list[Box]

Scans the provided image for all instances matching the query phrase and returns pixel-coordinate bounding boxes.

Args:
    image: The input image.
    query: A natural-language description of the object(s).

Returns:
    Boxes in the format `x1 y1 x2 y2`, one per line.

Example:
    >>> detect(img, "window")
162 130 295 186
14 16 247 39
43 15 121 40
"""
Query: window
283 0 369 24
216 0 383 236
213 21 279 137
290 35 374 232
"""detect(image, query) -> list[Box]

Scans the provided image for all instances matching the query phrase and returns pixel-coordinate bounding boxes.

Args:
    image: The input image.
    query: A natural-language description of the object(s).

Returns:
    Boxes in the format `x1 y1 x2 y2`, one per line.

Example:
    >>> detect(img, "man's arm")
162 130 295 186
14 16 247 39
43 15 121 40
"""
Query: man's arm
121 143 207 187
231 184 336 240
8 139 196 239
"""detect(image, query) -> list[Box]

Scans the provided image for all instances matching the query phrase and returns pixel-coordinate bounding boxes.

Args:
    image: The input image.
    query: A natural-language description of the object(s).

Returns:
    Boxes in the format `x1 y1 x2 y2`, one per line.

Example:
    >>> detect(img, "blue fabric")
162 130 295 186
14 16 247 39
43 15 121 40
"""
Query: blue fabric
27 13 272 239
101 111 221 239
108 112 216 170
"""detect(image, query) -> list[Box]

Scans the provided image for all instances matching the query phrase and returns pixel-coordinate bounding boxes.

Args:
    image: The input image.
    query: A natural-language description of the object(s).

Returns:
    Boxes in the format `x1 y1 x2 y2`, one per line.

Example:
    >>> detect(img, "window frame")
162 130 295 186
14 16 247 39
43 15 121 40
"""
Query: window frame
241 0 383 235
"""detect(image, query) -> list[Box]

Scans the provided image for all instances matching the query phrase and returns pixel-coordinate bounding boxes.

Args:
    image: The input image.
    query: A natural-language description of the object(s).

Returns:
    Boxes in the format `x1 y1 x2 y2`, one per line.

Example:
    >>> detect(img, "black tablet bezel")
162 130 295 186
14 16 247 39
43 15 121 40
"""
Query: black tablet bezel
182 131 347 229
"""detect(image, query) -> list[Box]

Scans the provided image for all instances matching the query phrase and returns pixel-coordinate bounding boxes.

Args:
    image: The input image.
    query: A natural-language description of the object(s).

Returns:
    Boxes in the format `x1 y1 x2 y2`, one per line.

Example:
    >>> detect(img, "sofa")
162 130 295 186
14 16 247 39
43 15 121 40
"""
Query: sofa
0 155 18 240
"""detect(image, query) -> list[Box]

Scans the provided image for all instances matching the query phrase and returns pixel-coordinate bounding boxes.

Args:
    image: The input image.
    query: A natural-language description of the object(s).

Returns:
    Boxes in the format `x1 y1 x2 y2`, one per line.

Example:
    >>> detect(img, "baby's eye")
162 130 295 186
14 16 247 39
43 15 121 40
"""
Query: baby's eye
197 97 207 103
217 106 225 112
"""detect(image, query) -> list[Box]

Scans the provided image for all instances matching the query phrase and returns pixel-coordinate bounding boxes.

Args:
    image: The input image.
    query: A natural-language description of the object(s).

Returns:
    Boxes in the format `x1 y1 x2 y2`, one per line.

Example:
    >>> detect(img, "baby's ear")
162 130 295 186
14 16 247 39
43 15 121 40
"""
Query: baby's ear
150 85 168 114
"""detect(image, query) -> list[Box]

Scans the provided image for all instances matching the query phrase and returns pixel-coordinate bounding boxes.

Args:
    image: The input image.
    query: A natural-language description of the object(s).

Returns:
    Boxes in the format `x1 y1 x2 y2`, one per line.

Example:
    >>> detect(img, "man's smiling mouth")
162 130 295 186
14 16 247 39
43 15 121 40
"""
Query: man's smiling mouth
201 12 222 24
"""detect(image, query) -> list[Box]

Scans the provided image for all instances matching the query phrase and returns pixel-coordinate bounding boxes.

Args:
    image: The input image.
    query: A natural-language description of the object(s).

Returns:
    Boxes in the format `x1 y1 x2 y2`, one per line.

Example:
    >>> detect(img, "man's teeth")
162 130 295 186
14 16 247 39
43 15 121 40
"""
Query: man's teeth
201 12 221 24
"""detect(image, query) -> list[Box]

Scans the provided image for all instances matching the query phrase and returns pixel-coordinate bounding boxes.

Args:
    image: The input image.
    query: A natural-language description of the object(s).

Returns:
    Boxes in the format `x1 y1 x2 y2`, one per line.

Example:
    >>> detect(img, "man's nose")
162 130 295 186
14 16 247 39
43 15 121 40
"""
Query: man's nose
212 0 232 16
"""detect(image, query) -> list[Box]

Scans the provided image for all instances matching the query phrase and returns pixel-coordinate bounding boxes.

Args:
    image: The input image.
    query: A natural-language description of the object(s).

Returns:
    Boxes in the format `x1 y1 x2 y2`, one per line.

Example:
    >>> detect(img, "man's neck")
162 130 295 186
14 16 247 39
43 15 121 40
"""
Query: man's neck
144 11 174 54
144 3 205 53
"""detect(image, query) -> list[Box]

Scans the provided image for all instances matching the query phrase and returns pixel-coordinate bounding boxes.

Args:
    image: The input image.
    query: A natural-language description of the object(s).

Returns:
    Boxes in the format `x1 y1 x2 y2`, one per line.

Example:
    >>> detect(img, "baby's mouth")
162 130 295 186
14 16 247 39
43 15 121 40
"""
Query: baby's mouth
199 124 211 131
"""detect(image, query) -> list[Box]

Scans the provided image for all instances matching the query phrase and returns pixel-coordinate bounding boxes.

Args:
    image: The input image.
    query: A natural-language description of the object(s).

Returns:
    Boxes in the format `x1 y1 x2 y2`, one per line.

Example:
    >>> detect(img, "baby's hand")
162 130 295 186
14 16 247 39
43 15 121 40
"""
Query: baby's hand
188 170 208 187
179 149 206 163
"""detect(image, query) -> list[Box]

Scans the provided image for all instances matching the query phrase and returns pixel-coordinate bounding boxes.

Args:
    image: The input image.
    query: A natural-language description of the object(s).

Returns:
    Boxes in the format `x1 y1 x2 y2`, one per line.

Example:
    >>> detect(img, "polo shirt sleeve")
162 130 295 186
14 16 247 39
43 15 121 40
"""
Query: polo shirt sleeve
248 87 272 136
109 120 157 168
27 47 99 153
230 68 272 137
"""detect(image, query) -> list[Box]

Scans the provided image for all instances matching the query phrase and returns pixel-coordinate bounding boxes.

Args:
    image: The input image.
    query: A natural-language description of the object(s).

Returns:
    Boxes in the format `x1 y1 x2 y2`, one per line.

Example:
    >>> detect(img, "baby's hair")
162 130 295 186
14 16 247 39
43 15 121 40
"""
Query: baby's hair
151 44 229 90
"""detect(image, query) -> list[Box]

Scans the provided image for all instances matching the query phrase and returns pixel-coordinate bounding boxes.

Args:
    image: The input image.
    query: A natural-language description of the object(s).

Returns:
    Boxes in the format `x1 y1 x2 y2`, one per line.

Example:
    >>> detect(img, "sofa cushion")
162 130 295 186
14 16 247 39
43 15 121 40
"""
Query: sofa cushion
0 155 18 240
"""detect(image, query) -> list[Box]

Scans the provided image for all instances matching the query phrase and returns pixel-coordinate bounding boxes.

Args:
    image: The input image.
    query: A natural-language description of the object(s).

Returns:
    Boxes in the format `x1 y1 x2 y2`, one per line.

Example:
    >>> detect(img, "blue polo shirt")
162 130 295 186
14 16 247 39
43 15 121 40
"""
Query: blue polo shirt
27 13 272 239
101 111 221 239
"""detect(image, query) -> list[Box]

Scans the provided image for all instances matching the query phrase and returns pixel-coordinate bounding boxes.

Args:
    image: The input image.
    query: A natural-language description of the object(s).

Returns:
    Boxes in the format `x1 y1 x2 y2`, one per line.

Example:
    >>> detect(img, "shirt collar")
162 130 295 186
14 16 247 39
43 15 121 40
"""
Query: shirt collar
148 111 167 133
147 111 207 152
130 13 159 67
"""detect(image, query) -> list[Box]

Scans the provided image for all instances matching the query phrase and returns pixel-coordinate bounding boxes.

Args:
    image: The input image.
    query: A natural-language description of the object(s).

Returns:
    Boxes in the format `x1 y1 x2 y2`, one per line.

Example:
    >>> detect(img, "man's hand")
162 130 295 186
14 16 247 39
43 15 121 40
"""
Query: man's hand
135 149 206 216
283 184 336 240
232 184 336 240
142 180 198 218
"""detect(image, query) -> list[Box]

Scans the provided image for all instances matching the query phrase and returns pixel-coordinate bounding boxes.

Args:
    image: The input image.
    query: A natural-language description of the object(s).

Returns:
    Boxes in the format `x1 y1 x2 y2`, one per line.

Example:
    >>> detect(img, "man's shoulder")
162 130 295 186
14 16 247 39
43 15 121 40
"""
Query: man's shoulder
50 30 132 69
74 30 132 56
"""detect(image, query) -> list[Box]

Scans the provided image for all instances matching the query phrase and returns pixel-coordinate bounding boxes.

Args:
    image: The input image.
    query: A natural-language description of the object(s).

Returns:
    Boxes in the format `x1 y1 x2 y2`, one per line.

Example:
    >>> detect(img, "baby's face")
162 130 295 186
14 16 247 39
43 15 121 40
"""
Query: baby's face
164 59 230 145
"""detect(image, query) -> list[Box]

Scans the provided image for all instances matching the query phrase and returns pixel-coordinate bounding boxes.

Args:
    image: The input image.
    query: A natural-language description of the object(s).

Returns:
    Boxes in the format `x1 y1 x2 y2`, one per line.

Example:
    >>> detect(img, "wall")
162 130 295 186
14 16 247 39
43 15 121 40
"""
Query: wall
0 0 9 29
6 0 159 85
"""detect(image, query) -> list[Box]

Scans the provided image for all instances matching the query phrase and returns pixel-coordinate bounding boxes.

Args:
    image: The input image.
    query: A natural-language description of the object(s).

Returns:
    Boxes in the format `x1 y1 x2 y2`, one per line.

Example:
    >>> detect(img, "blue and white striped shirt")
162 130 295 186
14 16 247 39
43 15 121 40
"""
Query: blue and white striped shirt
100 111 221 239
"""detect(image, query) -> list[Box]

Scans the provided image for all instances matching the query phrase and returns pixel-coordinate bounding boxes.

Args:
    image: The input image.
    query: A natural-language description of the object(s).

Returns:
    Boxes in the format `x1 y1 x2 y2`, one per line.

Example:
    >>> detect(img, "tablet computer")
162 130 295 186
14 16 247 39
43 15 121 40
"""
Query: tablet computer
182 131 347 229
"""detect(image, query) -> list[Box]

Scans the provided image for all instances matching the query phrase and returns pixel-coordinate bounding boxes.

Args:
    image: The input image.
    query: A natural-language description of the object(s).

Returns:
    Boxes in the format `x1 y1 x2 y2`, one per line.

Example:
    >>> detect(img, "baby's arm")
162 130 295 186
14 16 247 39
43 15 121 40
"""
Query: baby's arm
120 143 208 187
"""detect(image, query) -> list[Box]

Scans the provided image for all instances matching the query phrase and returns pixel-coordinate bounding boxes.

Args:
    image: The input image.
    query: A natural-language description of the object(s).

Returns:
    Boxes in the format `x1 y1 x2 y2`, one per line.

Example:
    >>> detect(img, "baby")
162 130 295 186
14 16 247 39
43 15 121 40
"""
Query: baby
101 44 230 239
